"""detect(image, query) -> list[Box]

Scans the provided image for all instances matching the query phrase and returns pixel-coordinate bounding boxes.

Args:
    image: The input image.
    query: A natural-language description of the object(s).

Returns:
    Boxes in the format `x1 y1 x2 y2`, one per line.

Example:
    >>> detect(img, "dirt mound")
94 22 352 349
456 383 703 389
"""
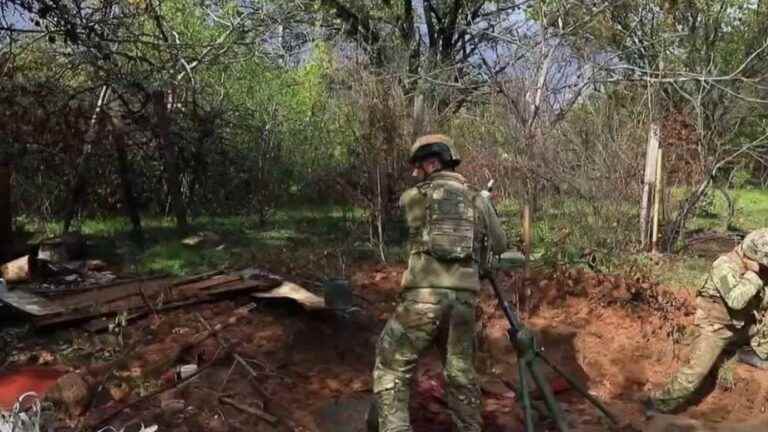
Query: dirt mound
475 267 768 430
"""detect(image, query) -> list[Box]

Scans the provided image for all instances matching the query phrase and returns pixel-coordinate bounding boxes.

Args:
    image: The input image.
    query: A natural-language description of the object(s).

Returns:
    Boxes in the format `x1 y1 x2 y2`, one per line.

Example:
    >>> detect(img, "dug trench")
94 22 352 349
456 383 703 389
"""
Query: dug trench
5 264 768 431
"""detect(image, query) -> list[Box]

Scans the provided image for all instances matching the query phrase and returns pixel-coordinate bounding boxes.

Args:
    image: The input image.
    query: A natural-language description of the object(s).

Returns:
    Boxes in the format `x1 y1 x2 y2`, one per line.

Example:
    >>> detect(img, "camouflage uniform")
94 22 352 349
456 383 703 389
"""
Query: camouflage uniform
373 166 506 432
651 229 768 412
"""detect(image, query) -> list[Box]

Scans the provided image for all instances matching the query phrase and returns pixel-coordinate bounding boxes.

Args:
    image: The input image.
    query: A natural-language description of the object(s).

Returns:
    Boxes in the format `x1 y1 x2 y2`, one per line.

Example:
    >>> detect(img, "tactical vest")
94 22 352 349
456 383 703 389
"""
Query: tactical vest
416 178 478 261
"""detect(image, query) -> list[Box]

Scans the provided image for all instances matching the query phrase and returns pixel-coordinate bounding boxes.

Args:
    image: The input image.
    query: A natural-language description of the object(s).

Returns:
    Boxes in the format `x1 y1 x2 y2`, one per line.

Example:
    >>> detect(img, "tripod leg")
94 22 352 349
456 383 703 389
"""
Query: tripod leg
538 353 619 424
518 360 535 432
529 359 570 432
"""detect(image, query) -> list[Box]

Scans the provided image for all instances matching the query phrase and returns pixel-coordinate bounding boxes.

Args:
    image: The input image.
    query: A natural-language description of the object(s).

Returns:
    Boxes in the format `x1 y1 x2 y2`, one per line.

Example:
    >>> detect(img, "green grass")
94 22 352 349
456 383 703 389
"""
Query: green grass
16 187 768 282
18 206 377 277
686 187 768 232
494 187 768 291
653 255 711 293
658 187 768 291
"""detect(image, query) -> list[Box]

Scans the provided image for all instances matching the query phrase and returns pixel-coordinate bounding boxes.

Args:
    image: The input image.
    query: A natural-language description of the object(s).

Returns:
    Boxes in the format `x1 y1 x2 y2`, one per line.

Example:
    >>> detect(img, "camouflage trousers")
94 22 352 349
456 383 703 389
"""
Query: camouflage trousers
651 296 768 412
372 288 481 432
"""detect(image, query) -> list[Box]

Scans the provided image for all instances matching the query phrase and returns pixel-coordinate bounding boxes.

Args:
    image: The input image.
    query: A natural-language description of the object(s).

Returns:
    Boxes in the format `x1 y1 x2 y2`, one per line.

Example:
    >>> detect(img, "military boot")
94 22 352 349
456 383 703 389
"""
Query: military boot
738 348 768 369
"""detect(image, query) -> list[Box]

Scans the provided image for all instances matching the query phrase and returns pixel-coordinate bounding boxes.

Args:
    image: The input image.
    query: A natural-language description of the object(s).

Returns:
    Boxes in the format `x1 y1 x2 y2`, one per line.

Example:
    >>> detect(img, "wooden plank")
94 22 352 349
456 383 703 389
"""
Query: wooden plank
82 298 202 333
169 275 241 293
171 270 224 286
251 281 326 310
651 148 664 253
52 278 174 309
640 121 661 249
32 277 280 327
0 289 65 316
53 275 242 310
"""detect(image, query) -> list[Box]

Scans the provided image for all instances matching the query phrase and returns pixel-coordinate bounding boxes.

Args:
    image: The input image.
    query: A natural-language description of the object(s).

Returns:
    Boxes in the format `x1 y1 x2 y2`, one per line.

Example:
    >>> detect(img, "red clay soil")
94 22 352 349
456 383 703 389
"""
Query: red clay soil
0 367 64 410
8 263 768 431
479 267 768 430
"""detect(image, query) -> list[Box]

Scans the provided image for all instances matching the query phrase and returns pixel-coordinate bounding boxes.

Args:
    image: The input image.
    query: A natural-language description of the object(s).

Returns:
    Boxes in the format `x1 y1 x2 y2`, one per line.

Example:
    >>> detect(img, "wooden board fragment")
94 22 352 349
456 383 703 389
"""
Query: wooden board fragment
0 289 65 316
32 274 281 327
252 281 326 310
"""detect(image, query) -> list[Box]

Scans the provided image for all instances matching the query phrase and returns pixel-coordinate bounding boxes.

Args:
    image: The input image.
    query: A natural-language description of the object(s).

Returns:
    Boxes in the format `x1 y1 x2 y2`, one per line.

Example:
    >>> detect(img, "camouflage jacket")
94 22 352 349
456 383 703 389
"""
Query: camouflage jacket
699 250 764 313
399 171 507 291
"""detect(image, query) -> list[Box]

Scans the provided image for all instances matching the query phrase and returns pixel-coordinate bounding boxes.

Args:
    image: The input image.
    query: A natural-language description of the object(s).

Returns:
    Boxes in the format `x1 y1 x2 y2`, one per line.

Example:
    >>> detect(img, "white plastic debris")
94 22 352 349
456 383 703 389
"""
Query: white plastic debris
0 392 42 432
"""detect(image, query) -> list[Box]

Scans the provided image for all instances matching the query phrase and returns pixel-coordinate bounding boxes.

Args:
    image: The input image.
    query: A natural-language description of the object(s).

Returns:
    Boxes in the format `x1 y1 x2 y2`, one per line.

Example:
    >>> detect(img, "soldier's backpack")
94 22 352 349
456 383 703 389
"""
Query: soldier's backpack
421 179 477 261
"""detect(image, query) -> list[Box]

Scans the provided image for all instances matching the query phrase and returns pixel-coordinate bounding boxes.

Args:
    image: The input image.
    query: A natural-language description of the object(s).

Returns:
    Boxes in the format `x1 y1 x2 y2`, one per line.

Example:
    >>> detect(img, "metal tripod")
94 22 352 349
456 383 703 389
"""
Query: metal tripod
485 274 619 431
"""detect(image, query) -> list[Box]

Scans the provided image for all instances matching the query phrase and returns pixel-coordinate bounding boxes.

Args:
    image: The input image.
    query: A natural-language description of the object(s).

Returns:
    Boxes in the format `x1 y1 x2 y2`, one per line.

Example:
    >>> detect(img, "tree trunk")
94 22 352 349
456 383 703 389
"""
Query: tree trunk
114 129 145 247
663 175 713 253
62 167 89 233
63 86 111 233
0 163 12 261
153 90 188 233
717 187 735 230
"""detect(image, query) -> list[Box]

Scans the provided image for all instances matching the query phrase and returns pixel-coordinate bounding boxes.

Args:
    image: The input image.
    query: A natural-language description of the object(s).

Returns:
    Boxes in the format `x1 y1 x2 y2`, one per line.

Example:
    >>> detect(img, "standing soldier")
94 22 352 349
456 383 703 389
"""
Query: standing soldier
372 134 507 432
648 228 768 413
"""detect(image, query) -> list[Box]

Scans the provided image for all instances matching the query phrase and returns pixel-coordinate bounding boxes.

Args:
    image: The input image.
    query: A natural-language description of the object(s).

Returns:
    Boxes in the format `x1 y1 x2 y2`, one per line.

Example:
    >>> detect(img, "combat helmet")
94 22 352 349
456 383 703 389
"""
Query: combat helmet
409 134 461 168
741 228 768 266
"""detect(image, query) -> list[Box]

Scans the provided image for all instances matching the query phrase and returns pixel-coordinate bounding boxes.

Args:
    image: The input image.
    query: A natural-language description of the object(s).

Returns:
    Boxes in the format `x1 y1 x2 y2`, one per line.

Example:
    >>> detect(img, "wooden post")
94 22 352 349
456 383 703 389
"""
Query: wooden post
412 93 426 138
0 163 11 261
651 148 663 254
640 122 660 250
521 203 532 276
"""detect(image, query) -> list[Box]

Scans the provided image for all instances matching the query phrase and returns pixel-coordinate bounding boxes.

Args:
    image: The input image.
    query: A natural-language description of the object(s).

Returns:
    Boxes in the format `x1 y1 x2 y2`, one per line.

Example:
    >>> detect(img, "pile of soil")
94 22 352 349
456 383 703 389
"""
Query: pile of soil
477 266 768 430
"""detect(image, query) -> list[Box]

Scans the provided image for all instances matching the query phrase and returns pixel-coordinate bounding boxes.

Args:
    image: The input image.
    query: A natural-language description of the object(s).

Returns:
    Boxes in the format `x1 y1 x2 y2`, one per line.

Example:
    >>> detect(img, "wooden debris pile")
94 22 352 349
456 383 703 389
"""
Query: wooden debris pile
0 267 330 329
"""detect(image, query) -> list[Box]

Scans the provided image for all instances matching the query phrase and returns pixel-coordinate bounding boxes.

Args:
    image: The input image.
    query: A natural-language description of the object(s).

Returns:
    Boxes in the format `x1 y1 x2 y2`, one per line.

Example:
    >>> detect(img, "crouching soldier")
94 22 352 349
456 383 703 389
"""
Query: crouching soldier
648 228 768 413
371 134 507 432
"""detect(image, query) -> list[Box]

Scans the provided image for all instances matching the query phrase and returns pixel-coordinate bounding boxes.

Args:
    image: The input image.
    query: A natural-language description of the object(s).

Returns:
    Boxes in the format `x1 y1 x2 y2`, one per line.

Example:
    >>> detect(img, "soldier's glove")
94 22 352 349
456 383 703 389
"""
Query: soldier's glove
742 270 762 284
745 259 761 273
